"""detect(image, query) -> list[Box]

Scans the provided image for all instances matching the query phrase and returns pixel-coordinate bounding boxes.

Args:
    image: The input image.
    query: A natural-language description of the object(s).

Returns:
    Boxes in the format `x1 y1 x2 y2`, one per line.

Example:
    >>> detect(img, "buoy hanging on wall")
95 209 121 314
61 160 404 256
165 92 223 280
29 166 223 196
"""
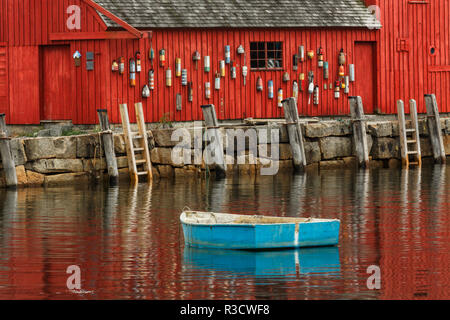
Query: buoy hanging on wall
204 56 210 73
215 72 221 90
268 80 274 99
136 52 141 73
334 80 341 99
159 49 166 67
349 64 355 82
231 61 237 79
317 47 324 68
277 88 283 108
344 76 350 94
188 82 193 102
149 47 155 66
181 69 188 86
176 58 182 77
129 58 136 87
293 80 299 101
112 60 119 72
313 85 319 105
142 85 150 98
205 82 211 99
339 65 345 77
119 57 125 75
225 46 231 64
242 66 248 86
256 76 263 92
293 55 298 71
307 71 314 105
148 69 155 90
299 73 305 92
323 61 329 79
220 60 226 77
299 46 305 62
193 51 201 70
307 50 315 60
283 72 290 82
338 48 346 65
166 68 172 87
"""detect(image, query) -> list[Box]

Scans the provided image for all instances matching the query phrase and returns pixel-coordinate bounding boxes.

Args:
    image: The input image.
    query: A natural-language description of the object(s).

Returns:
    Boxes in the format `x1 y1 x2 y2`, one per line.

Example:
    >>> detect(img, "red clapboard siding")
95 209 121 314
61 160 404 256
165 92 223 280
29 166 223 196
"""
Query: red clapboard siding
8 46 40 124
0 45 8 117
1 0 450 125
41 45 72 120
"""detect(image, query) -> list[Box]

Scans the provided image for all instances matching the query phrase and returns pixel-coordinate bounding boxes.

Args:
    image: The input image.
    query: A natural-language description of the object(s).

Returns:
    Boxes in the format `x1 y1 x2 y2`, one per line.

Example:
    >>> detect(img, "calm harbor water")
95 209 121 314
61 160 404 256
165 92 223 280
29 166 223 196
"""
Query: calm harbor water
0 166 449 300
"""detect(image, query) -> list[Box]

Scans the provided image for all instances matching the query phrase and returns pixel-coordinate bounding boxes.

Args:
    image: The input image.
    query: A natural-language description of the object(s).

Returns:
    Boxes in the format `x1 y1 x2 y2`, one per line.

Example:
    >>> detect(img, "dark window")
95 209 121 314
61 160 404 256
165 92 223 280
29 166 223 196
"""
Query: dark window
250 42 283 70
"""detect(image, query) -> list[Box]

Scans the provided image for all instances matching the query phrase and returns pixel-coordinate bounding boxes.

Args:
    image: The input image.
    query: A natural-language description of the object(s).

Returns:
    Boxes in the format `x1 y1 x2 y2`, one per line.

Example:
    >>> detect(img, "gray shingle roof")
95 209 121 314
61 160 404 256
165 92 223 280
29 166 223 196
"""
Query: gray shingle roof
93 0 382 29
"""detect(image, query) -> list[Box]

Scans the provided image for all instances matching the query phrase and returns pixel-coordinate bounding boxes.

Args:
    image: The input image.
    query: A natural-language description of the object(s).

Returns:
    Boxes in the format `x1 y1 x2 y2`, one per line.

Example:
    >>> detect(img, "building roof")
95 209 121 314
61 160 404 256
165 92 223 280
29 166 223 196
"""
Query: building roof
93 0 382 30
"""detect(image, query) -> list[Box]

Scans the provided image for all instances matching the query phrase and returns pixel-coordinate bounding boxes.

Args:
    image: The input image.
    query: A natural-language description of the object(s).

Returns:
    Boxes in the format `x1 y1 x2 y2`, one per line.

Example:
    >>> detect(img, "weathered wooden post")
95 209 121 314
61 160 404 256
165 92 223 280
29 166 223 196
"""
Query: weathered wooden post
282 97 306 172
97 109 119 185
0 114 18 188
201 104 226 178
349 96 370 168
424 94 446 164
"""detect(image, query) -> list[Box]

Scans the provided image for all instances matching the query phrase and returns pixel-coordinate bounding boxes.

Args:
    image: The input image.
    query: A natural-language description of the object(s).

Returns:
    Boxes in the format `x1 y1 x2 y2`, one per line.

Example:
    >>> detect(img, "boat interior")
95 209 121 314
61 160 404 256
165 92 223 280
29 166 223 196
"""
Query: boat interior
182 211 337 225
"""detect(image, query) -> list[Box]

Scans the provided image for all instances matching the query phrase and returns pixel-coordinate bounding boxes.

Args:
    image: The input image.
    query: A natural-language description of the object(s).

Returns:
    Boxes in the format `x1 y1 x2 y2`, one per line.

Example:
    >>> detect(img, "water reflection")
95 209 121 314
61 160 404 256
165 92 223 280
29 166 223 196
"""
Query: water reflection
183 247 340 277
0 165 449 299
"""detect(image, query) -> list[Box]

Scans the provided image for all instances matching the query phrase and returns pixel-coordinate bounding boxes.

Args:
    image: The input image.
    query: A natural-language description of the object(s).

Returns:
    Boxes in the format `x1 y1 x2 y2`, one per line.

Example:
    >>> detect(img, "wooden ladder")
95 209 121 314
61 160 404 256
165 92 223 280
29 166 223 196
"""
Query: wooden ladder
397 99 422 168
120 103 153 183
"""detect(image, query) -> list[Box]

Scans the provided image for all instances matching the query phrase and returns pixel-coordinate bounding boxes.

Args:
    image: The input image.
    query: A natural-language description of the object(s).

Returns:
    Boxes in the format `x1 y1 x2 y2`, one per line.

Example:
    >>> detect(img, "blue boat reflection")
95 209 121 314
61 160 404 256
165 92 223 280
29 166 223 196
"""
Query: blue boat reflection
183 246 341 277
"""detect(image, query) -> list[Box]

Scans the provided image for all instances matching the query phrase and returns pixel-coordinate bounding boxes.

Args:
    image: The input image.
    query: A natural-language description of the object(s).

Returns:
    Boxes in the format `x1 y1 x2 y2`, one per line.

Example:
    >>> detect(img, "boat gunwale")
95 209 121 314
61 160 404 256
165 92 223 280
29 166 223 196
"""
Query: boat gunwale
180 211 340 227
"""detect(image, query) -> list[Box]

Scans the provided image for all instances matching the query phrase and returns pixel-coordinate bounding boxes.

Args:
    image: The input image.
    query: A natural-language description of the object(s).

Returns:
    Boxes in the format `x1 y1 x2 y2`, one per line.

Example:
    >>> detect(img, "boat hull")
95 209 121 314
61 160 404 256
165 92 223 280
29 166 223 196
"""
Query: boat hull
181 213 340 250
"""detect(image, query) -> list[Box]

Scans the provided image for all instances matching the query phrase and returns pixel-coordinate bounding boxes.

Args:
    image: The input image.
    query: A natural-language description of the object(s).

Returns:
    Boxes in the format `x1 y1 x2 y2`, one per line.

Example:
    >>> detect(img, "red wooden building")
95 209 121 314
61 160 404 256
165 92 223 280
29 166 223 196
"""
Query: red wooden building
0 0 449 125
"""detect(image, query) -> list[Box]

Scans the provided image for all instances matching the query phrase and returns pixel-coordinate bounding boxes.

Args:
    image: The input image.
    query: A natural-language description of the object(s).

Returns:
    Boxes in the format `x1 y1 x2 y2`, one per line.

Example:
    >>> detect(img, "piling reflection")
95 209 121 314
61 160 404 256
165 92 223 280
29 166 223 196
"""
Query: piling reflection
183 247 340 277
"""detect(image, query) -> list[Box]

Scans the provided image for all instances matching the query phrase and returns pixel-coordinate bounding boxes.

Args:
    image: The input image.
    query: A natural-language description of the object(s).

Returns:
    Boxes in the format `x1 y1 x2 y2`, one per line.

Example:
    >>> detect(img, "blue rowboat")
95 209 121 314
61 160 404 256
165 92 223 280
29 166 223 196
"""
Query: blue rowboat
180 211 340 250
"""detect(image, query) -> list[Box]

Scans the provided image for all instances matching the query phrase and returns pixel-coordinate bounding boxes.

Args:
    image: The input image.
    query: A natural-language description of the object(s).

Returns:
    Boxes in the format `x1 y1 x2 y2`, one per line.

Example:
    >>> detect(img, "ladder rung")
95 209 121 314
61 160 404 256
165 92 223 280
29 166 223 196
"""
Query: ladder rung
407 140 417 143
135 159 147 165
137 171 149 176
405 129 415 133
409 162 419 165
407 151 418 154
134 148 145 152
133 135 144 139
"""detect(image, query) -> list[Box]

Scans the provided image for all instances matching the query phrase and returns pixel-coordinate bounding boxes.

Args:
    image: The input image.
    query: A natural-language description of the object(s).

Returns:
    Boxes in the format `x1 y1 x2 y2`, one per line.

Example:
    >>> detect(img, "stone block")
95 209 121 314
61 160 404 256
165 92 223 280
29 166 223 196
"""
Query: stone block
24 136 77 161
151 147 175 165
26 170 45 186
371 137 400 159
113 134 127 154
16 165 28 186
44 173 90 186
10 139 27 165
305 140 321 164
158 165 174 178
319 137 352 160
305 121 352 138
367 122 393 137
76 135 103 158
26 159 84 174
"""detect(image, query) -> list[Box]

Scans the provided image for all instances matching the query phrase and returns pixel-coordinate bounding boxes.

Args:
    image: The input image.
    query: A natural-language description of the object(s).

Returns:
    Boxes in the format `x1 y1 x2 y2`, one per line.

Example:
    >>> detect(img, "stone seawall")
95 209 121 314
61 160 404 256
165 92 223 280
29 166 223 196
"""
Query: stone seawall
1 118 450 187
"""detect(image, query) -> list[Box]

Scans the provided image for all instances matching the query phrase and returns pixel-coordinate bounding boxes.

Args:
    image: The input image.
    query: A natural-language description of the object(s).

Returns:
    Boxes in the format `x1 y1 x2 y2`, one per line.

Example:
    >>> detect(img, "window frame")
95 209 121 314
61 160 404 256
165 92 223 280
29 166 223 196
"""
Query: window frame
250 41 284 71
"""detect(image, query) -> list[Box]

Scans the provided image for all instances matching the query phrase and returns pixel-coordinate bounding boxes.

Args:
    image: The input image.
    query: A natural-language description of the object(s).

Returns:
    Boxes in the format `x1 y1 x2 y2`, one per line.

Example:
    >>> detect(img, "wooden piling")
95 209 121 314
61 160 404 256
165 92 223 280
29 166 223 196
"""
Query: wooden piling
0 114 17 188
424 94 446 164
349 96 369 168
97 109 119 185
201 104 226 178
282 97 307 172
